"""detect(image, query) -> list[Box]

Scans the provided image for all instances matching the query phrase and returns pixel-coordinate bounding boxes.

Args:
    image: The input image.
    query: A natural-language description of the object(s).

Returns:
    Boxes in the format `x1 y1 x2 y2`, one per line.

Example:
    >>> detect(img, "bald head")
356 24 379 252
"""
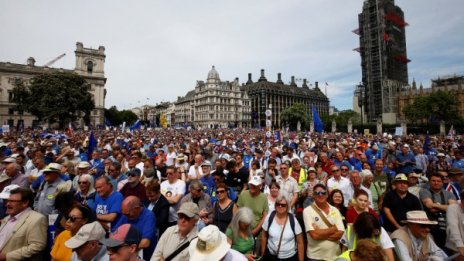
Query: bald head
121 196 142 219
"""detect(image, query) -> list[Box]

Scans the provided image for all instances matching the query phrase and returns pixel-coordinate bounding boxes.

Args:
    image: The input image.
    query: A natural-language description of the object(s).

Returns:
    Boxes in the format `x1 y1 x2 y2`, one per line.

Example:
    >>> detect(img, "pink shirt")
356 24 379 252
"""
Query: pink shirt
0 208 30 246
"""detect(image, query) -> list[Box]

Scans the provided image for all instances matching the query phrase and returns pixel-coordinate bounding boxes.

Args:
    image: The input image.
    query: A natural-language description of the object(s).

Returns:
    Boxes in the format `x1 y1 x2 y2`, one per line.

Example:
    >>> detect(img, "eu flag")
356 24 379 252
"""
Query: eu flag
87 131 97 157
312 107 324 133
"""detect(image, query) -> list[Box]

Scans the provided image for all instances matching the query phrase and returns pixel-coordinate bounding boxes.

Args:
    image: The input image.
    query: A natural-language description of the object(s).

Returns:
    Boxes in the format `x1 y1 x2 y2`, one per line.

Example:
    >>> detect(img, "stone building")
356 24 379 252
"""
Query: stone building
0 42 106 127
242 69 329 128
174 90 195 126
399 75 464 120
193 66 250 128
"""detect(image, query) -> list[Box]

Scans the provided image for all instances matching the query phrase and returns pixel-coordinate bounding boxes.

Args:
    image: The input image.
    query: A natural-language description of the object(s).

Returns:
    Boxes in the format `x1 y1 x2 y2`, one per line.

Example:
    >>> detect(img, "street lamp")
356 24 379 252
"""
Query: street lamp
356 84 365 128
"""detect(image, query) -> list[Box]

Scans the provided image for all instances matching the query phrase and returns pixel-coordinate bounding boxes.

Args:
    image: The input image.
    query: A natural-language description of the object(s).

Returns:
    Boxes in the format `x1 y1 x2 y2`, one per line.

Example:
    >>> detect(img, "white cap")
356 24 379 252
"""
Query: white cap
0 184 20 199
248 175 262 186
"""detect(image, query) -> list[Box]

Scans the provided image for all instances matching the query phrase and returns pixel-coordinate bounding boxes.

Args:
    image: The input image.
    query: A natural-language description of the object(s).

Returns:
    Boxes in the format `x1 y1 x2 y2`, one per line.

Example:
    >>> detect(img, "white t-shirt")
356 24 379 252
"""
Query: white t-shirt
223 249 247 261
188 165 203 179
166 152 177 167
262 212 302 259
160 179 186 222
327 177 351 206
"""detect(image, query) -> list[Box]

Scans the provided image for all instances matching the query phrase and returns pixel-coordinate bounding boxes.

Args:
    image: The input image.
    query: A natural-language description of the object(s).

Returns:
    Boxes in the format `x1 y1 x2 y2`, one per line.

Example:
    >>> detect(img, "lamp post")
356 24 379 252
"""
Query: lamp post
356 84 365 129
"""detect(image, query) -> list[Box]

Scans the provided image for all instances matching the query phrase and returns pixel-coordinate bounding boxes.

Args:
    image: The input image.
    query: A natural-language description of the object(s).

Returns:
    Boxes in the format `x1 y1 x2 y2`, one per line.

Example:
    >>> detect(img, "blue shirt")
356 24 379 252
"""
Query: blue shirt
200 175 215 196
94 191 124 232
396 151 416 174
116 207 156 246
32 173 70 191
452 159 464 171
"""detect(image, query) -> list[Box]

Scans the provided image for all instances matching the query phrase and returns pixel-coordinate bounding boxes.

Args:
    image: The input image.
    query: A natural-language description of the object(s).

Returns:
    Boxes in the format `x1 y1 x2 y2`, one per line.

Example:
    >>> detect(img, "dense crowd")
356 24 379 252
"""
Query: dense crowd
0 128 464 261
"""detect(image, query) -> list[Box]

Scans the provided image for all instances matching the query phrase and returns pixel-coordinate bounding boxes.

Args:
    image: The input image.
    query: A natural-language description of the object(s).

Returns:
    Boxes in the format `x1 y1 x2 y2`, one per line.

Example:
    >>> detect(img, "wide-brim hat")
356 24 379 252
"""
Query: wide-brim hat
188 225 230 261
402 210 438 225
392 173 408 183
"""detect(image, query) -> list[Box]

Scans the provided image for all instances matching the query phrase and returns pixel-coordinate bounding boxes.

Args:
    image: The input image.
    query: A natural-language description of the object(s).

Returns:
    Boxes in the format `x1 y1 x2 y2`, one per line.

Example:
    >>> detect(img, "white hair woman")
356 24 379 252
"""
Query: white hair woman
226 207 256 259
74 174 96 209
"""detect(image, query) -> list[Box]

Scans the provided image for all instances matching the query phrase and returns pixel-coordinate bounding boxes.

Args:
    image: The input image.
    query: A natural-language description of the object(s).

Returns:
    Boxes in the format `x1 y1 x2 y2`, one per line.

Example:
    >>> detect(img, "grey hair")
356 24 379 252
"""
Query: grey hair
78 174 96 194
275 196 290 211
228 207 254 241
12 163 21 173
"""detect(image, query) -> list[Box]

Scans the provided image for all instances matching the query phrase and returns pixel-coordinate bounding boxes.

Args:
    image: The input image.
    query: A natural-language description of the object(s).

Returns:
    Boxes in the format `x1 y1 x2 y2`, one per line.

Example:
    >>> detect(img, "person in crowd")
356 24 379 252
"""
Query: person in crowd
396 144 416 174
346 170 363 201
300 167 322 208
94 175 124 232
449 168 464 199
187 153 204 182
340 165 350 177
441 170 460 202
166 144 177 167
345 189 378 224
120 168 147 202
333 151 353 171
391 210 448 260
145 180 170 238
65 221 108 261
303 183 345 260
336 239 386 261
382 173 422 233
372 159 390 194
54 191 80 236
264 158 279 187
72 161 92 190
210 170 237 203
318 152 334 178
340 212 394 261
179 180 212 229
108 161 128 192
430 152 451 174
327 165 351 206
152 202 199 261
160 166 186 227
199 160 215 195
74 173 96 209
51 204 94 261
225 160 249 195
314 162 328 184
237 176 269 249
261 196 304 261
3 162 28 187
275 162 299 209
34 163 70 216
212 182 237 233
118 196 156 261
328 189 347 226
226 207 255 258
407 172 423 198
420 172 457 250
249 159 264 180
189 224 247 261
289 158 307 190
102 224 142 261
446 191 464 260
0 187 47 260
266 180 280 212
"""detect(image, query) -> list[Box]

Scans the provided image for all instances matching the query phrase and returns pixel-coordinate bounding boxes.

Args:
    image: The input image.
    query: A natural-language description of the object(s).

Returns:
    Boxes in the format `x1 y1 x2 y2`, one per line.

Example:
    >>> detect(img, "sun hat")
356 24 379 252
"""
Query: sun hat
77 161 91 169
402 210 438 225
65 222 106 249
392 173 408 183
43 163 62 173
188 225 230 261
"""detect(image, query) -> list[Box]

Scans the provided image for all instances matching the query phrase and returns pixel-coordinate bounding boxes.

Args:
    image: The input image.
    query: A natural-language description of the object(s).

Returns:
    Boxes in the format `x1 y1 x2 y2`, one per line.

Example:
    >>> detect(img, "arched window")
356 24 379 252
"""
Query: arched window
87 61 94 73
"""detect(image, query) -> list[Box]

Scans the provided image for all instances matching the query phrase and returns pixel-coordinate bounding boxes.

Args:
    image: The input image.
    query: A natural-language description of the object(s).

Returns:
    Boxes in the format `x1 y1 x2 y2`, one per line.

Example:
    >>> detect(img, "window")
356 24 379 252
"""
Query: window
8 108 14 115
87 61 94 73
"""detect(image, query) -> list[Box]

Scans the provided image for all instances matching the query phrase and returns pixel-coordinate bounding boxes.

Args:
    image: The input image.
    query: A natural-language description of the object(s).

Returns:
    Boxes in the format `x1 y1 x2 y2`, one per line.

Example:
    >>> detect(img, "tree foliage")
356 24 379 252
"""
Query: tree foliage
104 106 138 126
11 72 95 128
403 90 460 124
320 110 360 128
280 103 310 131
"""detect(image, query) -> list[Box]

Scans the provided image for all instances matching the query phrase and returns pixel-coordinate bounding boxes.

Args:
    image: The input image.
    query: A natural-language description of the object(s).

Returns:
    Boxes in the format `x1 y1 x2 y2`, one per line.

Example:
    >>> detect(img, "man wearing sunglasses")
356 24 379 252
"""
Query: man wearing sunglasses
303 183 345 261
327 165 351 207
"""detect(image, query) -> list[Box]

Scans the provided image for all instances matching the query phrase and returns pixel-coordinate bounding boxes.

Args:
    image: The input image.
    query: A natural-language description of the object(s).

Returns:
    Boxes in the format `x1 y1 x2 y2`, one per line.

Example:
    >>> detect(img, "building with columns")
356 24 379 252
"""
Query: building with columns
242 69 329 128
0 42 106 127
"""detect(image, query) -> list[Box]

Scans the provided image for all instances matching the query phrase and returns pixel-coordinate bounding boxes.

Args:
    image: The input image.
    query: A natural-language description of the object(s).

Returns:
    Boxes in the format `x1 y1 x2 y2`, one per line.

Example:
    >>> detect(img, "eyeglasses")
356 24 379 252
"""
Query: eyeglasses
216 189 226 194
65 215 83 223
78 181 88 185
106 244 130 253
109 169 117 172
332 169 340 173
418 224 432 229
178 213 192 221
166 172 175 175
314 191 327 196
341 168 349 171
275 203 287 208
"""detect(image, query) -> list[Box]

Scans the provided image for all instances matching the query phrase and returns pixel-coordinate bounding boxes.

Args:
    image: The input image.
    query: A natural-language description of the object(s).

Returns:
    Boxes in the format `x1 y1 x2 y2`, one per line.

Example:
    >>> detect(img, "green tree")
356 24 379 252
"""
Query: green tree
104 106 138 126
402 90 460 124
280 103 310 131
336 110 360 126
11 72 95 128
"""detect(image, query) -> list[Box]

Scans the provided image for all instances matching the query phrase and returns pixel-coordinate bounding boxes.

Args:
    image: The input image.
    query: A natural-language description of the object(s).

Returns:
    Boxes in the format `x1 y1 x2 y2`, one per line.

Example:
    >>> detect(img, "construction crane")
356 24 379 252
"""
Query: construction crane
43 53 66 67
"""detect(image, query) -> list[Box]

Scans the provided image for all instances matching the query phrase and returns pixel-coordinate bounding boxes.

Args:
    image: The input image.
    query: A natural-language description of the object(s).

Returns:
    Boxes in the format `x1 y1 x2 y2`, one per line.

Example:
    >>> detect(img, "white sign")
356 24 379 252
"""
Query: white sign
1 125 9 133
265 110 272 117
266 131 272 138
395 127 403 136
266 120 272 127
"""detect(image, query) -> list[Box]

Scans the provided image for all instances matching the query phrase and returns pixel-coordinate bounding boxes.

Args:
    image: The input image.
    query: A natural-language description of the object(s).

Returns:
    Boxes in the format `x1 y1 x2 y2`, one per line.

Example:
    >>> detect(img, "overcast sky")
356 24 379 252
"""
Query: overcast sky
1 0 463 111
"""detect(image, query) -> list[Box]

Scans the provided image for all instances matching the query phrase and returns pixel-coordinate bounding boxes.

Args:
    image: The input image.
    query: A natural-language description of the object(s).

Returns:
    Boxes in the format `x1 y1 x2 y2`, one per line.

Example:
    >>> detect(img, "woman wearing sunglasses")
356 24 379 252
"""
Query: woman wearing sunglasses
212 183 237 233
261 196 304 261
51 204 94 261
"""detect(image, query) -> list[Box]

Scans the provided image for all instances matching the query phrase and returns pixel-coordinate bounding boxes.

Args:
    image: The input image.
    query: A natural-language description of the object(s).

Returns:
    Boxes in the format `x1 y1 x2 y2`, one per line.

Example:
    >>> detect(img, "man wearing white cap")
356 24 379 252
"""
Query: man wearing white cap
391 210 447 260
65 221 108 261
33 163 68 216
188 225 246 261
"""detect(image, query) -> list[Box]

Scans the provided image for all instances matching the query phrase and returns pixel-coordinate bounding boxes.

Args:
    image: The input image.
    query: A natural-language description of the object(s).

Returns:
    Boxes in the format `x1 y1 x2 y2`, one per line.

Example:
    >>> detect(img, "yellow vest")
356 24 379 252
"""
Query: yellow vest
288 167 306 189
335 250 351 261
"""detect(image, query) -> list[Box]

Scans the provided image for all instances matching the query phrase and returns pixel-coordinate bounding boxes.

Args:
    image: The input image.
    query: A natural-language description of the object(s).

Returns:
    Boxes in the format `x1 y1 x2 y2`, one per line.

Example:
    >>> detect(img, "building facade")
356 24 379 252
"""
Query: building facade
399 76 464 120
357 0 409 124
242 70 329 129
193 66 250 128
174 90 195 126
0 42 106 127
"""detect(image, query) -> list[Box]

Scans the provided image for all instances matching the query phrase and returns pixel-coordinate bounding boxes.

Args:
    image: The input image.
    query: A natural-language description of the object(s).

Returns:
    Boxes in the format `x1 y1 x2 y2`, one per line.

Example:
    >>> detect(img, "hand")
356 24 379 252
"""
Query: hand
459 247 464 257
245 253 255 261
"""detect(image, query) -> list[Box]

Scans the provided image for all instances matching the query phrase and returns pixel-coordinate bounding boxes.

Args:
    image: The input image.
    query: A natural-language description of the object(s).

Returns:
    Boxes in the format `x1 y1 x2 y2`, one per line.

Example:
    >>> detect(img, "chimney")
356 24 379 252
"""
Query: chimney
258 69 267 82
315 81 320 90
290 76 297 87
302 79 309 88
276 73 284 84
246 73 253 85
27 57 35 66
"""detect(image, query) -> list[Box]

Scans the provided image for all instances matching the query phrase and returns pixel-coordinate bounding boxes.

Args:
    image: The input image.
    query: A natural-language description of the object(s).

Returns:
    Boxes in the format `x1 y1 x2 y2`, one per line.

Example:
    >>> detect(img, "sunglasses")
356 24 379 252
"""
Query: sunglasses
78 181 88 185
65 215 83 223
216 190 226 194
106 244 130 253
341 168 349 171
275 203 287 208
332 169 340 173
314 191 327 196
418 224 433 229
128 173 139 177
178 213 192 221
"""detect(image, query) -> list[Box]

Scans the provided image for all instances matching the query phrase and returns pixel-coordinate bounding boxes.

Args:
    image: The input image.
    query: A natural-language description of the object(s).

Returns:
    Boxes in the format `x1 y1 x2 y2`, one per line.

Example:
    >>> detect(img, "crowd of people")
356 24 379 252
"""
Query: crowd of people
0 127 464 261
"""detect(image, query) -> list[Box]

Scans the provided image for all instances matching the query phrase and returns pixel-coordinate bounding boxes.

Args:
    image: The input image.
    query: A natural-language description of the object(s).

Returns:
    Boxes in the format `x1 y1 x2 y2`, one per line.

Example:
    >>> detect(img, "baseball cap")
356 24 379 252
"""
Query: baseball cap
393 173 408 183
0 184 20 199
2 157 16 164
177 202 199 218
307 167 316 173
100 224 141 248
65 222 106 249
248 175 262 186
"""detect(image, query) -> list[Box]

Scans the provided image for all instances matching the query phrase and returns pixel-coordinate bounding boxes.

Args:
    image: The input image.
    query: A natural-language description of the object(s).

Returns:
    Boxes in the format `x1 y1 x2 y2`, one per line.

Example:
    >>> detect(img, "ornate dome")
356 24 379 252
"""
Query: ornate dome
207 65 220 81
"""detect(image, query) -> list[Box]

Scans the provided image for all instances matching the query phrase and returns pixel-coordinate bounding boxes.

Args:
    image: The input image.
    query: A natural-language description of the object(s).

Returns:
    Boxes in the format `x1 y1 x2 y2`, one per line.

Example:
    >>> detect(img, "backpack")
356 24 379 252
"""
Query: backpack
267 210 296 235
